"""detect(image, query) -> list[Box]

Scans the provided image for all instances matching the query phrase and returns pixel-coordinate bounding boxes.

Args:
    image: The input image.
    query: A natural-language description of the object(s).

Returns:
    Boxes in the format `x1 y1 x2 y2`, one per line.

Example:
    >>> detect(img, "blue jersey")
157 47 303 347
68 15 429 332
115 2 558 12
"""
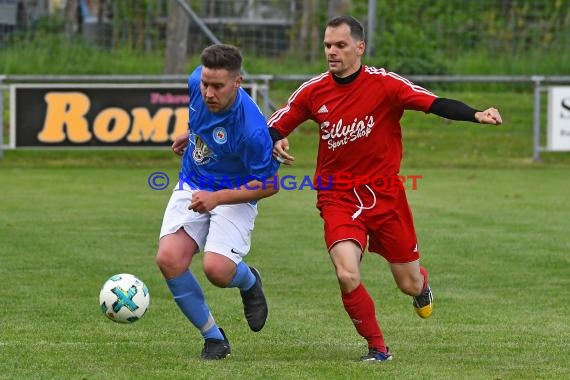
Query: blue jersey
180 66 279 191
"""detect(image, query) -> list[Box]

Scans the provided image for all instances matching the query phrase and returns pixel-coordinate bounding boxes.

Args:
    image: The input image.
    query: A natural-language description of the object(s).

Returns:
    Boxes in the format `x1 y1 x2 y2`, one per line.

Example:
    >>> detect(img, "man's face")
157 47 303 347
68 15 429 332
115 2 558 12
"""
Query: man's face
323 23 365 78
200 67 241 113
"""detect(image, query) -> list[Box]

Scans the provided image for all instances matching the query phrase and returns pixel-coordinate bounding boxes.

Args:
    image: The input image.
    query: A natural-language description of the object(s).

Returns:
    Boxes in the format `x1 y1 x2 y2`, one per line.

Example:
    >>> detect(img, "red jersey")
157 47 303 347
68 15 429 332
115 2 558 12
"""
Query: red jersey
268 66 437 191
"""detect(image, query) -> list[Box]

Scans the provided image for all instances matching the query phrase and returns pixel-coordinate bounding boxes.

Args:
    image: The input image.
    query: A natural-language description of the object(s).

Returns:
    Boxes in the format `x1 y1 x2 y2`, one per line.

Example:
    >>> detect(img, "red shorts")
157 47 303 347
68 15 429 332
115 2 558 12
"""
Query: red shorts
316 186 420 263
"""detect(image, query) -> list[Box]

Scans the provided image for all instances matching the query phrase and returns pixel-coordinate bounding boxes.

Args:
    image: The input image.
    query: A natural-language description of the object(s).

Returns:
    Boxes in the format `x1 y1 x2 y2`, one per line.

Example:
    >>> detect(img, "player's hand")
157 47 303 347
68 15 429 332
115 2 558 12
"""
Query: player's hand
172 131 189 156
273 138 295 165
189 191 218 213
475 107 502 125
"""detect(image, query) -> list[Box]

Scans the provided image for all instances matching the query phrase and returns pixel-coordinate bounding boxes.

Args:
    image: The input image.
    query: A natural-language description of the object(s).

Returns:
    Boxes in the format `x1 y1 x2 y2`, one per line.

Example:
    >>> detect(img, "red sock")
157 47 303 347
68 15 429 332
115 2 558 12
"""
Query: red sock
341 283 386 352
419 266 428 290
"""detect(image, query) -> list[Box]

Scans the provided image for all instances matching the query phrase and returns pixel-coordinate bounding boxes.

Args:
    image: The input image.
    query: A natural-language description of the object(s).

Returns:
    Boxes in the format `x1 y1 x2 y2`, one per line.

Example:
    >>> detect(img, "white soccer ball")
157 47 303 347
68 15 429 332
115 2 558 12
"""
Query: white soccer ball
99 273 150 323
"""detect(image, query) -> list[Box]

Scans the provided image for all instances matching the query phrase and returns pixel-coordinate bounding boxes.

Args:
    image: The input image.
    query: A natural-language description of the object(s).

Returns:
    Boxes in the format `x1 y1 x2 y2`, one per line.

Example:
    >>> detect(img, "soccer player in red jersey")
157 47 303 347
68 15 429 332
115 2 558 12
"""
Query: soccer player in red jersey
268 15 502 362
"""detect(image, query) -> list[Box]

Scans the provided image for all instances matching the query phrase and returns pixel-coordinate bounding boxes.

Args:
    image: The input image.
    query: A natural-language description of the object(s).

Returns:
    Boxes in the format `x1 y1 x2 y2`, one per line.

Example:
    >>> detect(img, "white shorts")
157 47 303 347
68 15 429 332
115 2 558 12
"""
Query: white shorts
159 182 258 264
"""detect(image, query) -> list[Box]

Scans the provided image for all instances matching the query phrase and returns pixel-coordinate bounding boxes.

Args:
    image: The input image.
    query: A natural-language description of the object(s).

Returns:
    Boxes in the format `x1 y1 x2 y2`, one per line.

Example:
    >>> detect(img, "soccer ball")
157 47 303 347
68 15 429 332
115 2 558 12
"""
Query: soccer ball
99 273 150 323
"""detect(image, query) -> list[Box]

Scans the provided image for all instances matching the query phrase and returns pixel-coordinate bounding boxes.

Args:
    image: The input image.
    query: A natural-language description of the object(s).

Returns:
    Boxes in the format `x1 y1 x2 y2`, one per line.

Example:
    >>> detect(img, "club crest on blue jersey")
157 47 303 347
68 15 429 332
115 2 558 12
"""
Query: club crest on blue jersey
191 133 214 165
213 127 227 144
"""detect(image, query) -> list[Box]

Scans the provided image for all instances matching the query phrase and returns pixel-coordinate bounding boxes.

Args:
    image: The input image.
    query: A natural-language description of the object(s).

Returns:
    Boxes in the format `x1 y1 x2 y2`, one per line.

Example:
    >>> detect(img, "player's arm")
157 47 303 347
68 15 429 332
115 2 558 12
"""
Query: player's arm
172 131 189 156
190 124 280 213
429 98 502 125
189 176 279 213
267 87 314 165
268 128 294 165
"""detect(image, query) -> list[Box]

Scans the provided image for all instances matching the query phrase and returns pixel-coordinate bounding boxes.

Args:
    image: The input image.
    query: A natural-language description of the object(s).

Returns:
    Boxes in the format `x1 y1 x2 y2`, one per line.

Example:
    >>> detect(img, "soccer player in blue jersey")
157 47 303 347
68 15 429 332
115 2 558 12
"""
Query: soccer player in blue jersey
156 44 280 360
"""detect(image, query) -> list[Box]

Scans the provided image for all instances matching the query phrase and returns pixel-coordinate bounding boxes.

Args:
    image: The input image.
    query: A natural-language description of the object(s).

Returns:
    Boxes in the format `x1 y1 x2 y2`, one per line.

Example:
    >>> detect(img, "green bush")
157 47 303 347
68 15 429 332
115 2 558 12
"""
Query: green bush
374 22 447 75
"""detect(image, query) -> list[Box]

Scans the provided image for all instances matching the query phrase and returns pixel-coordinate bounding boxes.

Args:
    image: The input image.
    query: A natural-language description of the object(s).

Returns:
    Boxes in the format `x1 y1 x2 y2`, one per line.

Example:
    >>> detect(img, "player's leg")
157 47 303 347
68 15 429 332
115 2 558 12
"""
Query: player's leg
389 259 424 296
204 203 267 332
156 230 227 353
156 188 227 359
329 240 362 293
329 240 392 361
318 193 392 362
370 188 433 319
389 260 433 318
156 228 197 278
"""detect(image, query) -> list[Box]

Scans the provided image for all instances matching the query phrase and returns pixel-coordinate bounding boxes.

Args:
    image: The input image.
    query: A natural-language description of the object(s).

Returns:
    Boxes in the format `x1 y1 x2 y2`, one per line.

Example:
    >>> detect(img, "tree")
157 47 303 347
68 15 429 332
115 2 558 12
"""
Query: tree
64 0 80 34
328 0 352 18
290 0 320 63
164 0 190 74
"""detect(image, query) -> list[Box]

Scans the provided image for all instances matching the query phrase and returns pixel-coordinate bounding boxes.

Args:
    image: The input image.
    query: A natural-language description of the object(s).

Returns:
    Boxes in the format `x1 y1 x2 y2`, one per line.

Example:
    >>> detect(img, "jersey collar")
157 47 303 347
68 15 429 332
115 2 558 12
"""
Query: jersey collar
331 65 362 84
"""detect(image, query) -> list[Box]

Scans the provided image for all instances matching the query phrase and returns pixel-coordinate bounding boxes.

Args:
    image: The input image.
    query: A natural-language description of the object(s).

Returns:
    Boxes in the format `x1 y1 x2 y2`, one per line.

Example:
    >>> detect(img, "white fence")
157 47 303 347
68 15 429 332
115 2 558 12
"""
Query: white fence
2 74 570 161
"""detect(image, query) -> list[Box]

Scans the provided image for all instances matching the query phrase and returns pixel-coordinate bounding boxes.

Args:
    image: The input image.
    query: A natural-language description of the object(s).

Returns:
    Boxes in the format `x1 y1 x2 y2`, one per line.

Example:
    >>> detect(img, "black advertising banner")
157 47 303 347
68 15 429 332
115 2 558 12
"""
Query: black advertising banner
13 84 190 147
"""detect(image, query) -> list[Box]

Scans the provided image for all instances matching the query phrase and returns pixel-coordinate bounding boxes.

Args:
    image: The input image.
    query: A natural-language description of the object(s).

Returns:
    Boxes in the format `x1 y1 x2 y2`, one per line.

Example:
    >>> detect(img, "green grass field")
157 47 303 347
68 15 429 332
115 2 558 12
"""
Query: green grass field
1 162 569 379
1 89 569 378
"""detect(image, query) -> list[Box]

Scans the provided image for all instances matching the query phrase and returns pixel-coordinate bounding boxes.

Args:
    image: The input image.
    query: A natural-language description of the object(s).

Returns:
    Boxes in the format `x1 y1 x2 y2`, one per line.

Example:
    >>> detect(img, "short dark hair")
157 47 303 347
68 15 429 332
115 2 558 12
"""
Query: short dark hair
200 44 242 74
326 16 365 42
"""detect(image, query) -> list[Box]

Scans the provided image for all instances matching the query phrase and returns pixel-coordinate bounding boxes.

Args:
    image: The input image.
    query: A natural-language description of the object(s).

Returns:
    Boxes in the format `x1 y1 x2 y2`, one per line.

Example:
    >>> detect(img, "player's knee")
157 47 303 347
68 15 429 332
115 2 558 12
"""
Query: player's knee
203 261 232 287
155 249 171 270
155 248 187 278
335 268 360 290
155 251 175 274
397 277 423 296
203 269 227 287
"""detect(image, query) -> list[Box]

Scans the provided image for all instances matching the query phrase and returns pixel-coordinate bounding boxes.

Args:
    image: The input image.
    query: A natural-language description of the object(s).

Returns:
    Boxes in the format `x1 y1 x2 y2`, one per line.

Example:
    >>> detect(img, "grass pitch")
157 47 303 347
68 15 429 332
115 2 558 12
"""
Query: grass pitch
0 161 568 379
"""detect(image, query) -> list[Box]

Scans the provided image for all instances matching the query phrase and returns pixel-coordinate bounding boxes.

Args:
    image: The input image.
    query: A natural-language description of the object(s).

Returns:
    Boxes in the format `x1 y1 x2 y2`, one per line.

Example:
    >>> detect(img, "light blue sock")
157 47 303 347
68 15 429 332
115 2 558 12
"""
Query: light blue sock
167 271 223 340
228 261 256 291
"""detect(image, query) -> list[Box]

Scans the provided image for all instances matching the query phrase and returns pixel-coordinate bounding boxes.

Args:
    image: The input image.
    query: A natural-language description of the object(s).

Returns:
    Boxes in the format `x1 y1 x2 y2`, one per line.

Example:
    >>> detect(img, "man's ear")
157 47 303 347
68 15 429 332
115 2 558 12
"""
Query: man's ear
358 40 366 57
235 74 243 88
